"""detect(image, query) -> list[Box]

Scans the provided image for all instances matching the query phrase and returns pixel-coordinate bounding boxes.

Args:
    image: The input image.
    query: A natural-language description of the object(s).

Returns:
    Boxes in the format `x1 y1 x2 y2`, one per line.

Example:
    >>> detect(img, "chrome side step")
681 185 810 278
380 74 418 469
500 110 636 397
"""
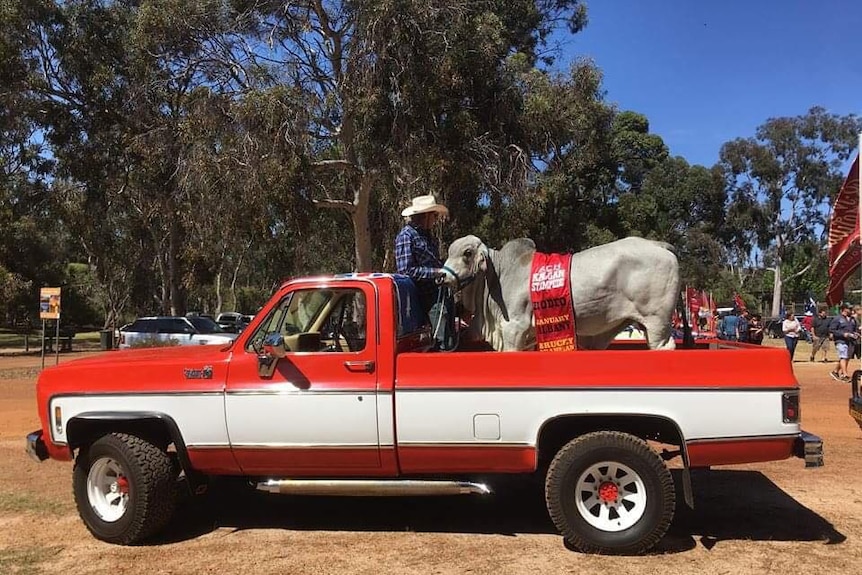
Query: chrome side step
256 479 491 497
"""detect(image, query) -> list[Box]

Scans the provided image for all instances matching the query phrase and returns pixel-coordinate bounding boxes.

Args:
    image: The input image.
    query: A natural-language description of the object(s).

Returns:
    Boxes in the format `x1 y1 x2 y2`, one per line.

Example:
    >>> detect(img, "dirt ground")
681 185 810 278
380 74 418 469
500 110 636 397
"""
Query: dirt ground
1 350 861 575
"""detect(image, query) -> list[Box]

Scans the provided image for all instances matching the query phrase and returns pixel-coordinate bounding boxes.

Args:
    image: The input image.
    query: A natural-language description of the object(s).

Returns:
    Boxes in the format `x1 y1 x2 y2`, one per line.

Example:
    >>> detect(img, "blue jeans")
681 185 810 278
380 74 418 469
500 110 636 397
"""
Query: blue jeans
785 336 798 360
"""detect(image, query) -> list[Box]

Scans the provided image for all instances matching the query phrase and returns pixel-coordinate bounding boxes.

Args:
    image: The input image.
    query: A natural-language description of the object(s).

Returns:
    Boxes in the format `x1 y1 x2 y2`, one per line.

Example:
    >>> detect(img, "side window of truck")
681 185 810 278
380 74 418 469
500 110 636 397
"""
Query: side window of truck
246 288 367 353
319 290 367 352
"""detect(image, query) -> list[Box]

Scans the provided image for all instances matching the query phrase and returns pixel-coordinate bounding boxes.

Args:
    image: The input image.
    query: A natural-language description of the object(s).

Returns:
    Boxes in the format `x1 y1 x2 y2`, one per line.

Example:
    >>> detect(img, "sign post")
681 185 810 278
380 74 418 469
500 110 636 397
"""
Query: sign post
39 287 61 369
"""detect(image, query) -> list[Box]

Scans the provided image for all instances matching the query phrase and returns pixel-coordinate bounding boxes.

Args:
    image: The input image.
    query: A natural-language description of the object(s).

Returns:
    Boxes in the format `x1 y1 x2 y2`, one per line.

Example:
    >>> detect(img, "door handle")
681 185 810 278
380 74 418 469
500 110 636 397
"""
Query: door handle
344 360 375 373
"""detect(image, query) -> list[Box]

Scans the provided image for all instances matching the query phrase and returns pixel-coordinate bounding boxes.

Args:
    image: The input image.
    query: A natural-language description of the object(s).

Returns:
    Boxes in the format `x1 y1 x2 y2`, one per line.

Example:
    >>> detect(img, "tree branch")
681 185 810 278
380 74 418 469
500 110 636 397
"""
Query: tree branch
310 159 364 175
313 198 356 213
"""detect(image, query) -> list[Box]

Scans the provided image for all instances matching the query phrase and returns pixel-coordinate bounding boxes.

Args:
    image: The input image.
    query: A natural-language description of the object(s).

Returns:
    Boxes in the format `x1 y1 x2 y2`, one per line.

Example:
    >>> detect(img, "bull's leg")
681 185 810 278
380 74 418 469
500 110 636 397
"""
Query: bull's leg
641 316 676 350
500 319 535 351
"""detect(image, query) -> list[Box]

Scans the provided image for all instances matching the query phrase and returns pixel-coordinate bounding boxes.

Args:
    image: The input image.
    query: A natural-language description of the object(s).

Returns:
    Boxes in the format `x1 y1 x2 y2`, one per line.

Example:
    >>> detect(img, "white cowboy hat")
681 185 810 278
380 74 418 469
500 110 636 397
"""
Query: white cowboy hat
401 194 449 217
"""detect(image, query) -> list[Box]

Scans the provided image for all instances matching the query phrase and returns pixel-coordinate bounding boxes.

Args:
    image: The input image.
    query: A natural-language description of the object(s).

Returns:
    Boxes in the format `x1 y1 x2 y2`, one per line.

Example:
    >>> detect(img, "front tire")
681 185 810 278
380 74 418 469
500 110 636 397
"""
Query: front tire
73 433 176 544
545 431 675 555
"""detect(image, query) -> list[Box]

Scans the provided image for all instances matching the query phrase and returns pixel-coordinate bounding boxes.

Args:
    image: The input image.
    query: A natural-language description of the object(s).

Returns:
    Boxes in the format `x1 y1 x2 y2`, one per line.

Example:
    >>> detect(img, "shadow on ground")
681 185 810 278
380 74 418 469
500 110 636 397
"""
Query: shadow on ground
155 469 845 553
657 469 846 552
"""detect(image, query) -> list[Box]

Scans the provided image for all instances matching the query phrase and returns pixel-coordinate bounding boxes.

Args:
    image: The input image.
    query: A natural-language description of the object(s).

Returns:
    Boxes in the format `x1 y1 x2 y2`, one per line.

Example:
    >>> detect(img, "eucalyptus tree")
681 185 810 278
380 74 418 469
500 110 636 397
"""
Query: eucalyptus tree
0 0 66 322
523 60 616 252
221 0 589 270
719 107 862 315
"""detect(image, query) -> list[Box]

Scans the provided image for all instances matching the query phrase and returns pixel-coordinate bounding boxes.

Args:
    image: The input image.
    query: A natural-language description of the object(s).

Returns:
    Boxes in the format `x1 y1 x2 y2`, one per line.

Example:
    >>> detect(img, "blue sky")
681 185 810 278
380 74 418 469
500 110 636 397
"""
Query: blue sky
554 0 862 168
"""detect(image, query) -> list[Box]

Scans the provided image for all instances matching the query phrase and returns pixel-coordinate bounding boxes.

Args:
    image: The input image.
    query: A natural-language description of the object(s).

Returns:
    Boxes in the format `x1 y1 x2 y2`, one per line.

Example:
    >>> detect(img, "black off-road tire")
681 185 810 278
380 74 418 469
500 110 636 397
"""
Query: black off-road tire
545 431 675 555
73 433 176 544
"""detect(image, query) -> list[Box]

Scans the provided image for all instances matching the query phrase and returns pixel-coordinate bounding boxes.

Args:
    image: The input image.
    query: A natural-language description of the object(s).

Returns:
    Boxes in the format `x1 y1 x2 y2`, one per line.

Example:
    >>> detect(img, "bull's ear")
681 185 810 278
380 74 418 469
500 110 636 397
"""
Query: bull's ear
477 248 487 272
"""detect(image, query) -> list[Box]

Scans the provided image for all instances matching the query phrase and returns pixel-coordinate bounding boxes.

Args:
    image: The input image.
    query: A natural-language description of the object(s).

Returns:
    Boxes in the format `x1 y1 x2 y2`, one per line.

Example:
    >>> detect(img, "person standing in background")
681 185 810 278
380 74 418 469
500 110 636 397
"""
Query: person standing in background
801 311 814 343
782 310 801 362
737 310 750 343
810 307 831 362
829 303 857 382
748 314 764 345
722 310 739 341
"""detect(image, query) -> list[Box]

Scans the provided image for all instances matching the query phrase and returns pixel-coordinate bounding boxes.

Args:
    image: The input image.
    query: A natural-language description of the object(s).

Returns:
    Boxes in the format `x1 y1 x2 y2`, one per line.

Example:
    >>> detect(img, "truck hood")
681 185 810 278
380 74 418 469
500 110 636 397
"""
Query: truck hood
37 344 234 397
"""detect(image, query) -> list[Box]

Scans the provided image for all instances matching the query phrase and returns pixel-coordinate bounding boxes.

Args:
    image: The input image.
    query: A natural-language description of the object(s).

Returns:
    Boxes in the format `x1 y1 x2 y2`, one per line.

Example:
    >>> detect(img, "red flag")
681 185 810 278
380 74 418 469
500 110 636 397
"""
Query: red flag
827 154 861 305
687 287 700 319
733 292 746 312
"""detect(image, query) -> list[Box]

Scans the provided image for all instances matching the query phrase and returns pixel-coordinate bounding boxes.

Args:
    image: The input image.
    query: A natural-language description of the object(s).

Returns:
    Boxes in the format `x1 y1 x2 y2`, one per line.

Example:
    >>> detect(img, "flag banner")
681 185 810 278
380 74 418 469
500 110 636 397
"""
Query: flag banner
530 252 576 351
687 287 701 319
827 154 861 305
672 308 682 329
685 287 701 333
707 292 717 335
733 292 746 312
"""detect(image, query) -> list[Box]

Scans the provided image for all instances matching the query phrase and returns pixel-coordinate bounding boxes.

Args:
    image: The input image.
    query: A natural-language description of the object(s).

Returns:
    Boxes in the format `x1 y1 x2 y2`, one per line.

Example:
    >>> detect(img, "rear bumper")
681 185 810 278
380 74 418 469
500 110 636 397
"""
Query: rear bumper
793 430 824 467
26 430 49 463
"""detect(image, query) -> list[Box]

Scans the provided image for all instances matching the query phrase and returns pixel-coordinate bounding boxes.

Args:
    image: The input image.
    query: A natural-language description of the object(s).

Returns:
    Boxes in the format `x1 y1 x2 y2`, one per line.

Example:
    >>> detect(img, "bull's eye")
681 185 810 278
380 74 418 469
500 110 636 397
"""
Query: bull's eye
464 249 473 259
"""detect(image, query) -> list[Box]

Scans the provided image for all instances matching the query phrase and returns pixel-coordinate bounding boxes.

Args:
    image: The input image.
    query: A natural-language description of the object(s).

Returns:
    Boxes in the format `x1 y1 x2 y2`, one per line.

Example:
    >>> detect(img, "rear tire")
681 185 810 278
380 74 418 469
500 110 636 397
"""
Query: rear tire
73 433 176 544
545 431 675 555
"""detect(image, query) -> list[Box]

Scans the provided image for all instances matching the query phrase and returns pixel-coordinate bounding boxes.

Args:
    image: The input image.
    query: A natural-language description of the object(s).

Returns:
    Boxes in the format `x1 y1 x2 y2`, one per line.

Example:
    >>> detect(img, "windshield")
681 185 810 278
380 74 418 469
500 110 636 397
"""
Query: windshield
188 316 225 333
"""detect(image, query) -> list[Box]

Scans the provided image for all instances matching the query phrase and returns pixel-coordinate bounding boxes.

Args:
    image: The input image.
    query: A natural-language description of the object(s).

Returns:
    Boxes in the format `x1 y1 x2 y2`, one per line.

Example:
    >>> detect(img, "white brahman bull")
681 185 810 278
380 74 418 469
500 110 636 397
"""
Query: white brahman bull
440 235 679 351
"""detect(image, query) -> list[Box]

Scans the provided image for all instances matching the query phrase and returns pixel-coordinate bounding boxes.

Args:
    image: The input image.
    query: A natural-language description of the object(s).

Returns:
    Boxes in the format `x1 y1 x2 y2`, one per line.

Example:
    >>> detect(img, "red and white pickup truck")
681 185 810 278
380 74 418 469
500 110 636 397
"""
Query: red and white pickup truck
27 273 823 555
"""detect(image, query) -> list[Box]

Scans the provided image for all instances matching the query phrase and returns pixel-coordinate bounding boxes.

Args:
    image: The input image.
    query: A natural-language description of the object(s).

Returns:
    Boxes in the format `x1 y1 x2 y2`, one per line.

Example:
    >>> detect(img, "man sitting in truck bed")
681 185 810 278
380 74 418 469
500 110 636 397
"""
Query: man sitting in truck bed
395 194 455 350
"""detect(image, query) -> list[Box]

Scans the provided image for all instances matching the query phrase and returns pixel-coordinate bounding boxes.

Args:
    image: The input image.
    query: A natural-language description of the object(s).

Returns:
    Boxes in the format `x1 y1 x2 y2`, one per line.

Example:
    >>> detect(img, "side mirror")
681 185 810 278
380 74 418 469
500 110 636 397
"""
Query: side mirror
258 332 287 378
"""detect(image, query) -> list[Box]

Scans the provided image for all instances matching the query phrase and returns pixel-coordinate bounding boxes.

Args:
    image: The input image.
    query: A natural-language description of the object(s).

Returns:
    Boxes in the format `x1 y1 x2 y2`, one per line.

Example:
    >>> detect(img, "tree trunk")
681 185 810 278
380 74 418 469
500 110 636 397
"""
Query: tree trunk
352 174 375 272
771 261 783 317
168 217 183 316
230 256 243 311
154 250 169 315
215 269 223 315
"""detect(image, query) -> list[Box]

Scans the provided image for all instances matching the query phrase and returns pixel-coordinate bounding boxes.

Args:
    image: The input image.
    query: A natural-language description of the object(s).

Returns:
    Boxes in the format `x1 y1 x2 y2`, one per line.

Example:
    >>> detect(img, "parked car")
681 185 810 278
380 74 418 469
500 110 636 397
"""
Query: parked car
118 316 239 349
215 312 251 333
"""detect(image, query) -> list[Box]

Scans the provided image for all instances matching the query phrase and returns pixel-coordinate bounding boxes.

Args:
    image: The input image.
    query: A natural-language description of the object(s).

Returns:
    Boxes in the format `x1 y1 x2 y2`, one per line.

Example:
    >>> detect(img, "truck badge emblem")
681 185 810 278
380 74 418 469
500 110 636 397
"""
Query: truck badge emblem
183 365 213 380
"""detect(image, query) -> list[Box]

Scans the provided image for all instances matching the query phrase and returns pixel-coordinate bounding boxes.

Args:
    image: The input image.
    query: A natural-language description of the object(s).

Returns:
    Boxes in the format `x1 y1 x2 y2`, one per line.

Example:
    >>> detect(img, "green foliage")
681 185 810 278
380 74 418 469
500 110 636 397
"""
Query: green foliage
528 61 617 252
61 263 101 327
612 111 669 192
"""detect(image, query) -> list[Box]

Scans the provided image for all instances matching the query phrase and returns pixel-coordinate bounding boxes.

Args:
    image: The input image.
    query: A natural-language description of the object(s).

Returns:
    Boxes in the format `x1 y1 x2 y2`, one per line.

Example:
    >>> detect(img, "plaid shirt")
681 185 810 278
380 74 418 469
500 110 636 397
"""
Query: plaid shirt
395 223 441 281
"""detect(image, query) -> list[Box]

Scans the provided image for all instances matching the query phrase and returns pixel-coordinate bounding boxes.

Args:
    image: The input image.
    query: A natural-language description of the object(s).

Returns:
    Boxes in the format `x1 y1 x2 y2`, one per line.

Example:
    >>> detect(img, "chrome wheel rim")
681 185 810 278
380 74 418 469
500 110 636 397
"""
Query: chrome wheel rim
87 457 130 523
575 461 647 532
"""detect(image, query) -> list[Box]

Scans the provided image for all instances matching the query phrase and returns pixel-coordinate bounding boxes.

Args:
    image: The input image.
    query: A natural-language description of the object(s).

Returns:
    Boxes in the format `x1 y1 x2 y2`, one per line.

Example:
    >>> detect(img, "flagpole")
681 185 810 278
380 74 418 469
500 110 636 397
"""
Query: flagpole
858 132 861 375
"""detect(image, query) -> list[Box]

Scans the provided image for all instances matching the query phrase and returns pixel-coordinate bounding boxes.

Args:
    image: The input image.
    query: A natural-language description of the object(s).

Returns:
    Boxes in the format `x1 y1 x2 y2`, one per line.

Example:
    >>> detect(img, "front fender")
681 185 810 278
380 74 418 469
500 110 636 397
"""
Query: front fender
66 411 193 475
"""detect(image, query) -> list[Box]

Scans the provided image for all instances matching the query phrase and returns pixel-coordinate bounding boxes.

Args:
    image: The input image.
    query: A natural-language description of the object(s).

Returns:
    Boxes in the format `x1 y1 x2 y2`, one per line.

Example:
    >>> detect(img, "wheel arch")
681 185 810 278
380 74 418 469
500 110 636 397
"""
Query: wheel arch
67 412 193 478
535 413 694 508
